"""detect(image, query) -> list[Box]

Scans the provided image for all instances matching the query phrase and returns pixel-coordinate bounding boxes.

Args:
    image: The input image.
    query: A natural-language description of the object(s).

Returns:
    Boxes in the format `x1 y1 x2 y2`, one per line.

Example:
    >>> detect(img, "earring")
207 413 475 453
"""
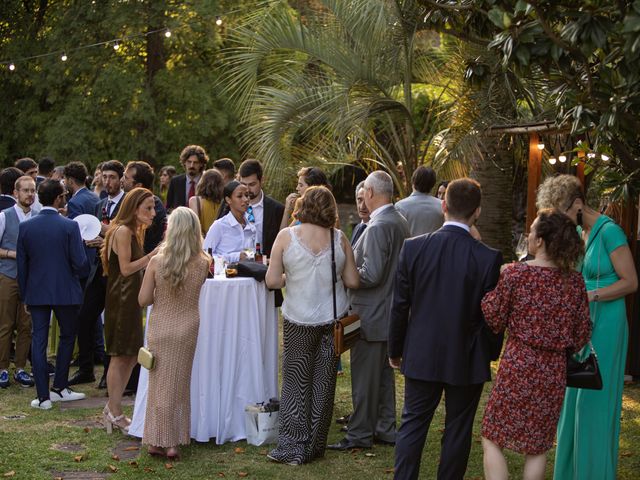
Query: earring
577 209 583 227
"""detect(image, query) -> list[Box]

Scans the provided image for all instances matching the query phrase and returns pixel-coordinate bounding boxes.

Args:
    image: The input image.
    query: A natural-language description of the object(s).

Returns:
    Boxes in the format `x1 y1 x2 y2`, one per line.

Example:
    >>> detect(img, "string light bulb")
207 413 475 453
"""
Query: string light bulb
601 154 610 162
61 53 68 62
537 142 545 150
587 152 596 159
164 29 172 38
559 155 567 163
216 16 223 26
549 157 557 165
113 41 120 51
9 63 16 71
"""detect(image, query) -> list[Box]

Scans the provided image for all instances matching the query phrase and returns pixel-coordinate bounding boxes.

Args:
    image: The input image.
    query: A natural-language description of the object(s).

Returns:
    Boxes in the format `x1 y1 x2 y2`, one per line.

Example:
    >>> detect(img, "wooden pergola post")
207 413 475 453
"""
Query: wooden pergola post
526 132 542 233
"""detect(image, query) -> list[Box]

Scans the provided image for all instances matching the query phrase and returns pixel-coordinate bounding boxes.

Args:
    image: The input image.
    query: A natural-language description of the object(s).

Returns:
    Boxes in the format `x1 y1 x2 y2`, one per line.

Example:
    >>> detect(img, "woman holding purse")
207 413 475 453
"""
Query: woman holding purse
536 174 637 479
266 186 359 465
138 207 210 460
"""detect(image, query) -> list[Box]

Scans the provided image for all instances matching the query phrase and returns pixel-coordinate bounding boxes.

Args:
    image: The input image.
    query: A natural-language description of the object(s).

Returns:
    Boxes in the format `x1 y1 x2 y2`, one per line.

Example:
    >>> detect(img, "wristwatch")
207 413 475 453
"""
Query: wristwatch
593 291 599 302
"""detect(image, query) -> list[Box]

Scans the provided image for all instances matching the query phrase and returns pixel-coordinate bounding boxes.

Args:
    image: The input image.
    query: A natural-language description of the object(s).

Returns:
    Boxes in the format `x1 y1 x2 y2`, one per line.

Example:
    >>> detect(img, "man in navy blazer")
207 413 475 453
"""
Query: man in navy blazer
17 180 90 409
388 178 503 480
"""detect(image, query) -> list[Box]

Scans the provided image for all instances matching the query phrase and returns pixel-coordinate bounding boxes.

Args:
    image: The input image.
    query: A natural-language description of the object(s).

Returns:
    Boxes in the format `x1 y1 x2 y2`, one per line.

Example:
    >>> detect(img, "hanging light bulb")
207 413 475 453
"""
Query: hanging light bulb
61 53 68 62
113 41 120 51
216 16 223 26
587 152 596 159
537 142 545 150
8 63 16 71
165 29 172 38
601 154 610 161
559 155 567 163
549 157 557 165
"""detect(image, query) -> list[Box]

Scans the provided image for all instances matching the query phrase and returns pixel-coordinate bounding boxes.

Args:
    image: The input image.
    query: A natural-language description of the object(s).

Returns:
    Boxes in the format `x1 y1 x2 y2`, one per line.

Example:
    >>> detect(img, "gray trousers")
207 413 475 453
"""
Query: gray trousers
346 338 396 446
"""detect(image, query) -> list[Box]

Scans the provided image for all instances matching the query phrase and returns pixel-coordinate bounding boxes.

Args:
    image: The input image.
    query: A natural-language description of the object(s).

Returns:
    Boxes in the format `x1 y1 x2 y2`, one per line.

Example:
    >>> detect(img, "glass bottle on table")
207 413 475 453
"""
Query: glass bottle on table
255 243 263 264
207 247 215 277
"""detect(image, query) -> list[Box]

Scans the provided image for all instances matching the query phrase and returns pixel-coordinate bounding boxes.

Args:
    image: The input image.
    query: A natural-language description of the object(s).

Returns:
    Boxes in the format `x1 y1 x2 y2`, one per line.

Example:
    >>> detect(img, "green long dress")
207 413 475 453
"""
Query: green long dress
554 215 629 479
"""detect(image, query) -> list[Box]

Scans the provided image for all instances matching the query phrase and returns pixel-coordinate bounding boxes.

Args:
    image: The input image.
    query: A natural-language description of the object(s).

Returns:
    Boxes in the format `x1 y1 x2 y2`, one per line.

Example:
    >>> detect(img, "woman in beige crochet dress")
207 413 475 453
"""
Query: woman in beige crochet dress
138 207 210 460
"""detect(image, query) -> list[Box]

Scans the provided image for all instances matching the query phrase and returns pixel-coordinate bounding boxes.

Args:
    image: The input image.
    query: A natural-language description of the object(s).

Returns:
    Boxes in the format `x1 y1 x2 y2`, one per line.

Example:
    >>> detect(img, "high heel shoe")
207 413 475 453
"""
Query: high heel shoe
166 447 180 461
103 405 131 434
148 446 166 458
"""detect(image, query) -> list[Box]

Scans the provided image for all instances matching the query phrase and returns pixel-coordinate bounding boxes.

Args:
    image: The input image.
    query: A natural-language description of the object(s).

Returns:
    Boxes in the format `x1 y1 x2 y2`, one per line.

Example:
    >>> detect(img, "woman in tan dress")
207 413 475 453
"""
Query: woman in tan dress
102 188 158 433
139 207 210 460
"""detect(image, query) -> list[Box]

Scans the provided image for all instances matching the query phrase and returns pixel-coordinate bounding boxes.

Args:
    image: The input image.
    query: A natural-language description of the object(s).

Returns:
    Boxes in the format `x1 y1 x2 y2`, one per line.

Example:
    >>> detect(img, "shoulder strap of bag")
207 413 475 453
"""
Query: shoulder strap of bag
331 228 337 321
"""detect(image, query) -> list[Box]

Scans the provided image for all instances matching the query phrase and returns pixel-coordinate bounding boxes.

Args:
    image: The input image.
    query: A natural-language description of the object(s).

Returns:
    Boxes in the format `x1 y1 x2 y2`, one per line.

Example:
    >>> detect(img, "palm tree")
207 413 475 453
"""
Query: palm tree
221 0 462 197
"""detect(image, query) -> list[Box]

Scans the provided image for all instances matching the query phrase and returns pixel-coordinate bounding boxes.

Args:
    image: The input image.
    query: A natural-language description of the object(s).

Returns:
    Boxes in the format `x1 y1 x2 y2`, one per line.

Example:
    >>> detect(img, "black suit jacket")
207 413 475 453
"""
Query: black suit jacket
144 195 167 254
165 174 187 212
262 195 284 257
388 225 503 385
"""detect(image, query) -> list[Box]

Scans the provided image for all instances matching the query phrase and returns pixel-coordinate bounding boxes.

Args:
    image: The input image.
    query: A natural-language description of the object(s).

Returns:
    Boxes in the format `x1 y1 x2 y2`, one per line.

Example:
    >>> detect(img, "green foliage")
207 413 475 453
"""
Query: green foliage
420 0 640 196
0 0 243 170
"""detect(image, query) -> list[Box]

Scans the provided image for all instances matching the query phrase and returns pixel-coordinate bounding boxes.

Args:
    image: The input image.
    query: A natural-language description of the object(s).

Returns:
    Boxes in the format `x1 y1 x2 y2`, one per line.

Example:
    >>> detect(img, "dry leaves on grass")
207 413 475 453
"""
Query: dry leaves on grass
3 472 15 478
111 454 120 461
238 472 249 477
74 454 84 462
234 447 245 454
165 463 174 469
384 468 394 474
129 460 139 467
217 473 226 478
143 467 155 473
107 464 118 473
124 446 139 451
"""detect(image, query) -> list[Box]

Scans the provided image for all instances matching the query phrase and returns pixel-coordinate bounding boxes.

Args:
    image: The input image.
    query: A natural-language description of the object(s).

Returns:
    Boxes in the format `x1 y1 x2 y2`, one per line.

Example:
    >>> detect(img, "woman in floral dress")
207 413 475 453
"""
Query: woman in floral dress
481 210 592 480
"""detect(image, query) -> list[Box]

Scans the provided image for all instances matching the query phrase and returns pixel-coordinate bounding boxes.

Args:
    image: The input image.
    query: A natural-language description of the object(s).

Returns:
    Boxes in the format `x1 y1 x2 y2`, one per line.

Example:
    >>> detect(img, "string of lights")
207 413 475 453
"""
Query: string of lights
1 2 273 71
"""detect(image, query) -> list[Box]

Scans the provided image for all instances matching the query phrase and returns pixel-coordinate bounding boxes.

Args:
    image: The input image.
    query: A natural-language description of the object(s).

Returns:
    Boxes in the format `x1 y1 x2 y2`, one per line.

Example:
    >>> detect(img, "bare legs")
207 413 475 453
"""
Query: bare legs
482 437 546 480
106 355 137 417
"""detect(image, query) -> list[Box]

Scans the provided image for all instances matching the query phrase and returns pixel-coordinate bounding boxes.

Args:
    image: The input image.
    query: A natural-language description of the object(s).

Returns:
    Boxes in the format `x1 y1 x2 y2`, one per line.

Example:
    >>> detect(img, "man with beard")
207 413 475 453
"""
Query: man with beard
165 145 208 213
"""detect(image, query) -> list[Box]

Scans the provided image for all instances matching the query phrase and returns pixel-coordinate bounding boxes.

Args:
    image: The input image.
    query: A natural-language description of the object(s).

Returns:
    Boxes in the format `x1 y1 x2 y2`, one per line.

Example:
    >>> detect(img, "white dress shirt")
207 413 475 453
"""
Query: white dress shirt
106 190 125 218
250 190 264 248
203 211 257 262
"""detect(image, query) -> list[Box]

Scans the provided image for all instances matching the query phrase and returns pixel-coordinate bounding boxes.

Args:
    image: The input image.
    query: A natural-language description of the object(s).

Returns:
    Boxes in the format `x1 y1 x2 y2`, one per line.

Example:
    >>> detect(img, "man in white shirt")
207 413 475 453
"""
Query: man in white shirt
0 176 37 388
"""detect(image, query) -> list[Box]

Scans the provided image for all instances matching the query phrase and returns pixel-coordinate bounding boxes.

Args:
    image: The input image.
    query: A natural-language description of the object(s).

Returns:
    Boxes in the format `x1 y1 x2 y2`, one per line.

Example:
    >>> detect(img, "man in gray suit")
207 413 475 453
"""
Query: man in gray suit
328 171 410 450
395 166 443 237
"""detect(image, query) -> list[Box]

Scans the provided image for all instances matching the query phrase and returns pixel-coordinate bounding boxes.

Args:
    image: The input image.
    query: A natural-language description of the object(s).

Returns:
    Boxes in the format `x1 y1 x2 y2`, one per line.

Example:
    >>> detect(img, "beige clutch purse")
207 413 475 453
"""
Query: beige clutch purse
137 347 155 370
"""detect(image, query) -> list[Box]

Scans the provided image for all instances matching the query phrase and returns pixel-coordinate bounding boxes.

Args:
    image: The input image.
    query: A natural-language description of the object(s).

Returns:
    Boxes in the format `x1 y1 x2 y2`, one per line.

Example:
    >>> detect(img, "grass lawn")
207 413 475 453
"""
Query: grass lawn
1 348 639 479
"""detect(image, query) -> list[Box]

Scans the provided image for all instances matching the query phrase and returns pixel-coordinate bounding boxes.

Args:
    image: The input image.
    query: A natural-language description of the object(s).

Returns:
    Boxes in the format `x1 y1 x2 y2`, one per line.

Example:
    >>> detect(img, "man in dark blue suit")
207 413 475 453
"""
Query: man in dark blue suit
388 178 503 480
63 162 104 386
17 180 90 409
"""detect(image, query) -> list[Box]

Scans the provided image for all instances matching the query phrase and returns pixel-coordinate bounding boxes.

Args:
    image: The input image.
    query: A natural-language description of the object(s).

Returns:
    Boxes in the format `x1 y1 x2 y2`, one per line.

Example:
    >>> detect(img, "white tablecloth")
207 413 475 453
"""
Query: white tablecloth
129 276 278 444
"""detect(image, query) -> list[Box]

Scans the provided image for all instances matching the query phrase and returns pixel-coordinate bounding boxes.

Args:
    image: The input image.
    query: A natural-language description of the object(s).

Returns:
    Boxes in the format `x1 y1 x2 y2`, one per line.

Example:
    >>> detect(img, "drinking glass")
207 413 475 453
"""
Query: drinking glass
515 233 528 261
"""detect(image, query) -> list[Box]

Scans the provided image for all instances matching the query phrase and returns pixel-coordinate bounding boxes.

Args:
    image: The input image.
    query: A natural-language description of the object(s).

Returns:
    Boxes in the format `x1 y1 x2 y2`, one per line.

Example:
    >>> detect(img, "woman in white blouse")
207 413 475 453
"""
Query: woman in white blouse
203 181 255 262
265 186 359 465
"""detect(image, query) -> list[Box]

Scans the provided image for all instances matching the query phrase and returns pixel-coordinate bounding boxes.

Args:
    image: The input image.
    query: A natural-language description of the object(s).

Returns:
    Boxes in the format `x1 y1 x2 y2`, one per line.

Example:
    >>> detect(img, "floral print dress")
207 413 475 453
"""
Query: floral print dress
480 263 592 454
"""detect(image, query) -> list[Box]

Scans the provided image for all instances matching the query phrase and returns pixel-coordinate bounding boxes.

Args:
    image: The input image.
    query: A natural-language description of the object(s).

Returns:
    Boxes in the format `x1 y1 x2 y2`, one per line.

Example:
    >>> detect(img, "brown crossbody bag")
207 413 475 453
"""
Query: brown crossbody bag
331 228 361 356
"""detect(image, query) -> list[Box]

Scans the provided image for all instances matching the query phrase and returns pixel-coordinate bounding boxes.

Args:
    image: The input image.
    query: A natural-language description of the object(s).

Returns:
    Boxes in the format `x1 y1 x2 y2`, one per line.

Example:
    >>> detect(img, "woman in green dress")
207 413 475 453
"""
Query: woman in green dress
536 174 637 479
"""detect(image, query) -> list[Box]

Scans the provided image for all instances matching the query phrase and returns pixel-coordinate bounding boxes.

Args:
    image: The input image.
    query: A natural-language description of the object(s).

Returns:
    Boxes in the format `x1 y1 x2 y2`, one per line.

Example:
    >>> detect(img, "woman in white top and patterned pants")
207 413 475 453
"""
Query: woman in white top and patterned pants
265 186 359 465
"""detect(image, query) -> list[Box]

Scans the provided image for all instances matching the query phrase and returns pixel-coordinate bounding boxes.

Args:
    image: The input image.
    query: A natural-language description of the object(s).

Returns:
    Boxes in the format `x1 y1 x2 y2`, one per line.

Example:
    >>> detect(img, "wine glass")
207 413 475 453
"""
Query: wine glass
515 233 528 261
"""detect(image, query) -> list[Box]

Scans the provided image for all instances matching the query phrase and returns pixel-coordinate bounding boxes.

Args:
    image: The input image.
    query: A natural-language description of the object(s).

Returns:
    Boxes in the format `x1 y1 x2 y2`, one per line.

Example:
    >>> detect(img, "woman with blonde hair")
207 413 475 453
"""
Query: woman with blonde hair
102 187 158 433
536 174 638 480
139 207 210 460
266 186 359 465
188 168 224 235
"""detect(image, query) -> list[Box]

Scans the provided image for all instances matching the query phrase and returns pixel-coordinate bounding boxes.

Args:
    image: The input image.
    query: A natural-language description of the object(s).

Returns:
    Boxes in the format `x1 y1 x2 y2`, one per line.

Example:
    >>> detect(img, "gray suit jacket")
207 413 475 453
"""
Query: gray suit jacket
395 191 444 237
349 204 410 342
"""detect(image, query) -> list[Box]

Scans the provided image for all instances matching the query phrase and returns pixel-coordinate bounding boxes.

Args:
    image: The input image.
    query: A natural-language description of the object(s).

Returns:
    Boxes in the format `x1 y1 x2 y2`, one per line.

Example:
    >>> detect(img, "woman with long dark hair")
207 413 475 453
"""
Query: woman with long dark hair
101 187 158 433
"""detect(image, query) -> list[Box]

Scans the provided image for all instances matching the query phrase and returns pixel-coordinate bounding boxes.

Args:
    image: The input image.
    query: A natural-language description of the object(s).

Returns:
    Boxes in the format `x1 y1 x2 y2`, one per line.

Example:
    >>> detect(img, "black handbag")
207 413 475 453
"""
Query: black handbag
566 342 602 390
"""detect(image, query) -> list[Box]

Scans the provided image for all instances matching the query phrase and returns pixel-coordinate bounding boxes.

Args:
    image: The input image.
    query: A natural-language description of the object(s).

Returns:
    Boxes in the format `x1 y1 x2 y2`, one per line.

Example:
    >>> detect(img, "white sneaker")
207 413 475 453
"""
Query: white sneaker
31 398 53 410
49 387 86 402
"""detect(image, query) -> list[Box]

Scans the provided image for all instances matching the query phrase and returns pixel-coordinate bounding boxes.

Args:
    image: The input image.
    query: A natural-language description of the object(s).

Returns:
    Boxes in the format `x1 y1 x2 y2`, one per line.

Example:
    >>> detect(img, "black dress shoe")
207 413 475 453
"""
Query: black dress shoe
97 375 107 390
68 370 96 386
327 438 370 451
373 436 395 446
335 413 351 425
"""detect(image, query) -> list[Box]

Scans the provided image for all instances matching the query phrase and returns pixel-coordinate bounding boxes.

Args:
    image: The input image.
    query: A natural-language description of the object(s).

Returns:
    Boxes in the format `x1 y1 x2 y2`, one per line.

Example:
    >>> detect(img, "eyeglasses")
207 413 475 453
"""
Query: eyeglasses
247 205 255 223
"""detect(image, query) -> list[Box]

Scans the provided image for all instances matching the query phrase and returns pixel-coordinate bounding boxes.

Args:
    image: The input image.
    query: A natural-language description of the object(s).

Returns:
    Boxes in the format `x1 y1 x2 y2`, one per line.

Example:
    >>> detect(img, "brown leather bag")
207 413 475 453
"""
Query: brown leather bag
330 228 360 356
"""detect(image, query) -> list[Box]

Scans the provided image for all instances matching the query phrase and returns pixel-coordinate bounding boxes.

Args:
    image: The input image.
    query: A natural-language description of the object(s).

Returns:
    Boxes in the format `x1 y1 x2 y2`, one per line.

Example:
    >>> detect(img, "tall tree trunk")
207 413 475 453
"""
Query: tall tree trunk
471 135 514 261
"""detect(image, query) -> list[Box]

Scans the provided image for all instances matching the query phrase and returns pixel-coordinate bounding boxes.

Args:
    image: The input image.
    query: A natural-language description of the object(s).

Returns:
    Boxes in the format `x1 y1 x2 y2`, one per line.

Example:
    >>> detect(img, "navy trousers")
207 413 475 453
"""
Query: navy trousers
30 305 79 400
394 377 484 480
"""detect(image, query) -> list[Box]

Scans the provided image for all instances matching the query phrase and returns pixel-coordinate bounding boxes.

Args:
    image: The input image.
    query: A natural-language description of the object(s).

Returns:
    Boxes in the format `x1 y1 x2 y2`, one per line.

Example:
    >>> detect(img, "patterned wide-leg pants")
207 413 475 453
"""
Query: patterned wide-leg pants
268 319 338 464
